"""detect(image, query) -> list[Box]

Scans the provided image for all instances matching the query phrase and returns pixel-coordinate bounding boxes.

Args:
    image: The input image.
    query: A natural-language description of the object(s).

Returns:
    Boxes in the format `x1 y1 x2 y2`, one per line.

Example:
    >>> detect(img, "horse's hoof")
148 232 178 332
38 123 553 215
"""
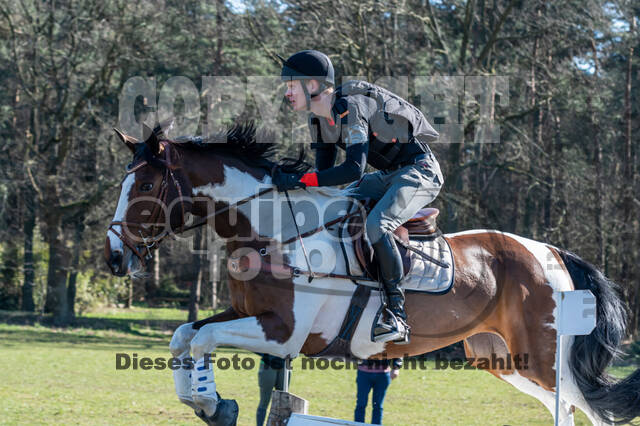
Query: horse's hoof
194 398 239 426
195 408 208 424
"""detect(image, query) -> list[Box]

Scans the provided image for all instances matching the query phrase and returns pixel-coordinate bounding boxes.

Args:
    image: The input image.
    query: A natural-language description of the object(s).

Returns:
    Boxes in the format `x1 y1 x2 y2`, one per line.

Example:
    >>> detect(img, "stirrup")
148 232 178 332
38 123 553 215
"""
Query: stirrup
371 306 410 344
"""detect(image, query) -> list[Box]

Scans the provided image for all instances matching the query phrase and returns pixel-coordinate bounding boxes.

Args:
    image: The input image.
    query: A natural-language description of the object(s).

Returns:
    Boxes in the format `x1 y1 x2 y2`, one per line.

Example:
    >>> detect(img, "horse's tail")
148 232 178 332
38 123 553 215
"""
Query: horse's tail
557 250 640 424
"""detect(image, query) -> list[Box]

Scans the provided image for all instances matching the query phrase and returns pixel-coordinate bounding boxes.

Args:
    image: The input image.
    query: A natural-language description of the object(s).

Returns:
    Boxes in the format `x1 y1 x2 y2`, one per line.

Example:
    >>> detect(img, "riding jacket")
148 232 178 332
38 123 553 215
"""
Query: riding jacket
308 80 440 186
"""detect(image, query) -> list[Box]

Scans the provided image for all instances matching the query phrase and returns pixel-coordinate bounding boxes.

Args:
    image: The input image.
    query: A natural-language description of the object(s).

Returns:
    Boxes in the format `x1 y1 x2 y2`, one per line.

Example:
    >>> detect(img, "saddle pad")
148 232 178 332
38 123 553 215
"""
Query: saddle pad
401 235 455 293
351 234 454 293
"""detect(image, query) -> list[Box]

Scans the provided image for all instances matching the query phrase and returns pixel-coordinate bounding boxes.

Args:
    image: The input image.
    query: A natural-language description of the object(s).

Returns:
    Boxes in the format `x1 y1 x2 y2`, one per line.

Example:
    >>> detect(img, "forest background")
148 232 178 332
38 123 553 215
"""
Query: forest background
1 0 639 342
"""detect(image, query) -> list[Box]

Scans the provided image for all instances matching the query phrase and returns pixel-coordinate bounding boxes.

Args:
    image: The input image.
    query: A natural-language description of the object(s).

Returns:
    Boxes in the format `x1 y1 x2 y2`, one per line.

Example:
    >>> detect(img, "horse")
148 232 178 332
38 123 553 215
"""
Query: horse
104 123 640 425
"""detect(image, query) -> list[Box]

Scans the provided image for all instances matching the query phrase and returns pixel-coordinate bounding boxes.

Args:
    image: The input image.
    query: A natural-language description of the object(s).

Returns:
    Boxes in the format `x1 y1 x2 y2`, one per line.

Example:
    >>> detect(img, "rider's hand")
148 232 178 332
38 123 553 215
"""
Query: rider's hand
390 369 400 380
272 169 306 192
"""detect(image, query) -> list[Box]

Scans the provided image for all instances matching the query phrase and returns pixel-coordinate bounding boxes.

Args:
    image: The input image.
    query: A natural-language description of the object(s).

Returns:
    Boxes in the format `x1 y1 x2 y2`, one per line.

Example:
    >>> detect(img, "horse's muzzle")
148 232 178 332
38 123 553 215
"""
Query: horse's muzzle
107 250 127 277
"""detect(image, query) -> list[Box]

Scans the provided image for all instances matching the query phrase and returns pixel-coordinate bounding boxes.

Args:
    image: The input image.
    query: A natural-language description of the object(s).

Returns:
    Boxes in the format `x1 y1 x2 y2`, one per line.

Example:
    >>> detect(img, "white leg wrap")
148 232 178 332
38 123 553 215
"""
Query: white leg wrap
172 349 196 409
169 324 199 410
192 356 218 416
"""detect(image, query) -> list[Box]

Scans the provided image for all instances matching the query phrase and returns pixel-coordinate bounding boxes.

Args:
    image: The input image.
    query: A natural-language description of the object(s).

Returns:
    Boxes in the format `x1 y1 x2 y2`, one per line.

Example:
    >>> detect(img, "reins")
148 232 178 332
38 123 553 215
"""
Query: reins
227 197 378 284
109 149 436 283
283 189 315 282
179 188 274 234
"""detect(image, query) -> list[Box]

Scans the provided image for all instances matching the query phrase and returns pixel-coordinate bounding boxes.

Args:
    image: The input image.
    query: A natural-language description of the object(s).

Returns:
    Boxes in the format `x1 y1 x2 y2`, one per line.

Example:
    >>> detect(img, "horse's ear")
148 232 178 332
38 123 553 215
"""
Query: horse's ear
142 123 160 155
154 118 174 139
113 128 139 153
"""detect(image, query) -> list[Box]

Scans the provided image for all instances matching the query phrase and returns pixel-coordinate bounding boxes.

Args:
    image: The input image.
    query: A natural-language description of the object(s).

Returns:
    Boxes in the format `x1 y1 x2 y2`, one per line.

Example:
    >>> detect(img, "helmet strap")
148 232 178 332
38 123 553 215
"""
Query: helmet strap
301 81 312 111
301 81 327 111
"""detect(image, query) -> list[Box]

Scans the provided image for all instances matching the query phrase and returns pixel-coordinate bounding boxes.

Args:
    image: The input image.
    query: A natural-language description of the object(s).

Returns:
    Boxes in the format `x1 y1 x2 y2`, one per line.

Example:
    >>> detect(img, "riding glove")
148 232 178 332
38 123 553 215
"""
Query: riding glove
272 170 306 192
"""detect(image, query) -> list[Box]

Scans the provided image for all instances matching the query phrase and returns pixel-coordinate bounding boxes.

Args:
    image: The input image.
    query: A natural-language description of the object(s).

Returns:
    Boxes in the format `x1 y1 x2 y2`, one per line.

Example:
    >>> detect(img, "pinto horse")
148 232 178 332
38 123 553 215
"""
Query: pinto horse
105 123 639 425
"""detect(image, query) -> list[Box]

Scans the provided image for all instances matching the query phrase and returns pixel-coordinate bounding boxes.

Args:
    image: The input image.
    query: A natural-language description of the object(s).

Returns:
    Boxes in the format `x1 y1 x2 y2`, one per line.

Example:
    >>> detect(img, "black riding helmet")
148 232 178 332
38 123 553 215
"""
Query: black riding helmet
280 50 334 110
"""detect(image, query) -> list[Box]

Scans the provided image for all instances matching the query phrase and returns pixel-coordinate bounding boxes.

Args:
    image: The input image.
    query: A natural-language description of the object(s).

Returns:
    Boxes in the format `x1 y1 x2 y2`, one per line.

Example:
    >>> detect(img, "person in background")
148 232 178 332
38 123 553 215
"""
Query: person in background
256 353 290 426
354 358 402 424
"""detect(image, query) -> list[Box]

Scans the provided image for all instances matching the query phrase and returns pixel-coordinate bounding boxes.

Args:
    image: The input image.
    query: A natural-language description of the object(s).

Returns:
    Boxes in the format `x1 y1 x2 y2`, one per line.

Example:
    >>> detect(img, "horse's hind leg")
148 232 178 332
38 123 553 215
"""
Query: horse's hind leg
543 335 607 426
464 333 576 425
494 299 606 425
499 369 575 426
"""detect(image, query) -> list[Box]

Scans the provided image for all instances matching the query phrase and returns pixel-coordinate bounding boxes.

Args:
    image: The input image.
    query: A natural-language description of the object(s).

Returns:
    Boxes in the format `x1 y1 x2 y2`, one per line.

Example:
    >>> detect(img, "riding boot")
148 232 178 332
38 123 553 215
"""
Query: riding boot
371 231 410 343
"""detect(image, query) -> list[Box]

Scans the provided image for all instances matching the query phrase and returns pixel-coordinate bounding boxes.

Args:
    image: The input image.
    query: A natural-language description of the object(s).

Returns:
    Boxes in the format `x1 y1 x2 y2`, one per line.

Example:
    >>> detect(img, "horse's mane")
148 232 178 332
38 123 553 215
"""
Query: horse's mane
168 122 310 175
134 121 348 201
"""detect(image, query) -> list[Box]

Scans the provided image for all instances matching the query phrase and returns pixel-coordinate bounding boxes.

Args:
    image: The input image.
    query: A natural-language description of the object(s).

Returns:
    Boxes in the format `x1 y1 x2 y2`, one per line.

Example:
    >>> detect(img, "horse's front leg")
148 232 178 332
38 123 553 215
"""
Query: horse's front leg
169 307 240 410
188 311 315 419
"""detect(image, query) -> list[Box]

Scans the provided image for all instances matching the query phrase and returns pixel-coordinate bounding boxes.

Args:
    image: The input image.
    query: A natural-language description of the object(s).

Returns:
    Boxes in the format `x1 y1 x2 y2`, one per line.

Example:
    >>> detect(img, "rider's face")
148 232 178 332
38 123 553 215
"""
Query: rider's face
285 79 311 111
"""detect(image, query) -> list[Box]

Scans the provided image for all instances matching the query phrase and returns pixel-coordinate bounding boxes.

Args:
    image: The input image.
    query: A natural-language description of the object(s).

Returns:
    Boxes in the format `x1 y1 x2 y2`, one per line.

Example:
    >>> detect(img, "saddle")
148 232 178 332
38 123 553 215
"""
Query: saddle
347 206 440 282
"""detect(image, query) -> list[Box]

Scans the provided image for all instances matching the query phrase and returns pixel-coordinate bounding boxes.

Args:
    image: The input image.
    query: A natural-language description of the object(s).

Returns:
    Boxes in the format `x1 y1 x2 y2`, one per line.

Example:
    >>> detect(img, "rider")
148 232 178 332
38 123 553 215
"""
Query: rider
276 50 443 344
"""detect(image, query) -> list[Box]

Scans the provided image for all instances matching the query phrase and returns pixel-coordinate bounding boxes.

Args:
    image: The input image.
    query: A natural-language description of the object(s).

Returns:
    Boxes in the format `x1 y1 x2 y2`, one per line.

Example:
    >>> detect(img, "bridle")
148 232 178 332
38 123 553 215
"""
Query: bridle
108 140 276 269
108 141 188 268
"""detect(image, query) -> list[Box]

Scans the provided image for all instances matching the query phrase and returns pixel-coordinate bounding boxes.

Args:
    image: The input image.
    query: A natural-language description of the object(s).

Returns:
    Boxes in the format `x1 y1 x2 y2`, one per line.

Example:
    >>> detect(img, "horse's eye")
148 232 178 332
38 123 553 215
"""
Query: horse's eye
140 183 153 192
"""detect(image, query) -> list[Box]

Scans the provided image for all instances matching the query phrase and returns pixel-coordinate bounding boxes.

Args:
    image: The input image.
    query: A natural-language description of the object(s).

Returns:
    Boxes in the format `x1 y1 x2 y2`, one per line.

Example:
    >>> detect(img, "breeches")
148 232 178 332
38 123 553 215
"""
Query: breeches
353 155 443 244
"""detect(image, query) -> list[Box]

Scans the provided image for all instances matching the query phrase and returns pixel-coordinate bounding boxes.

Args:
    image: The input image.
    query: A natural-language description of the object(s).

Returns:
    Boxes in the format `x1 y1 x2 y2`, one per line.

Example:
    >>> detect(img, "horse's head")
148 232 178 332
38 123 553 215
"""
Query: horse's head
105 125 193 277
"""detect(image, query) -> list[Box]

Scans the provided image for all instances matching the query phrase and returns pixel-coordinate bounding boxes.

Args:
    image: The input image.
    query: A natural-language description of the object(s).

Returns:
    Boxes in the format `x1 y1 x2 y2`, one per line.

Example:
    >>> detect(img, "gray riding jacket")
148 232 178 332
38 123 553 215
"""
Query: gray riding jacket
309 80 440 186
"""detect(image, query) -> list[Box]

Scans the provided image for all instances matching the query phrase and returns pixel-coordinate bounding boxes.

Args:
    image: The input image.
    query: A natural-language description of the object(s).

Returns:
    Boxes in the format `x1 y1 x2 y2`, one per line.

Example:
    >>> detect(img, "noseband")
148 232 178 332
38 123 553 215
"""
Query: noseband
108 141 187 268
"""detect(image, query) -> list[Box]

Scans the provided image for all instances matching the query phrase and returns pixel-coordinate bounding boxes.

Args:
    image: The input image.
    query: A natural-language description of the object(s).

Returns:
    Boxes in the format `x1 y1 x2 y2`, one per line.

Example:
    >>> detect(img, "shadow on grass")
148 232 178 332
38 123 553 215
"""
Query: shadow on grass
0 311 255 354
0 310 183 334
0 327 167 350
0 325 255 356
0 311 183 350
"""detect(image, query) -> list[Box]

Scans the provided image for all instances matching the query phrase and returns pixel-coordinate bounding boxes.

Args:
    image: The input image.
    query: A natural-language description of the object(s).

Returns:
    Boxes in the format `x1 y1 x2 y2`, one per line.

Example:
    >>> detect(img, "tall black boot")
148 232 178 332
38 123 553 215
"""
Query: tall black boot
371 232 409 343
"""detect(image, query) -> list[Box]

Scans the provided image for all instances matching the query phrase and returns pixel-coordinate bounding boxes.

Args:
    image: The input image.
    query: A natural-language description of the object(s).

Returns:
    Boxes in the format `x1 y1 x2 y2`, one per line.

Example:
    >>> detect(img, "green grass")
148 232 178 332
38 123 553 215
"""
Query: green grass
0 308 637 425
82 306 221 322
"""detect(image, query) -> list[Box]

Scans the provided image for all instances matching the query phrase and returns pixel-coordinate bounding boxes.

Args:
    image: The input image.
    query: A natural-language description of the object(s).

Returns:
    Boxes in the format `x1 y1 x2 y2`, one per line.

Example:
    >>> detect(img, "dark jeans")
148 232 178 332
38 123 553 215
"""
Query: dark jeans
354 370 391 425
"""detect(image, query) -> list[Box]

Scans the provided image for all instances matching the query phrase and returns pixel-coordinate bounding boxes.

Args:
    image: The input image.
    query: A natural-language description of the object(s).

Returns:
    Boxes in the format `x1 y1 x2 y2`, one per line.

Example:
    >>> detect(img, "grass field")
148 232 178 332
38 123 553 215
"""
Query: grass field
0 308 636 425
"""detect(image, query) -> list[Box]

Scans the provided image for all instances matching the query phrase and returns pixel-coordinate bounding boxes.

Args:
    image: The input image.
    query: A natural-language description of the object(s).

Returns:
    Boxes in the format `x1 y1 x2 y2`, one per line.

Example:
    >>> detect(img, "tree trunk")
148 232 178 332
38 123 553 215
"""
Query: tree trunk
542 52 554 240
589 94 605 267
188 229 205 322
152 249 161 304
205 230 220 311
188 273 202 322
126 278 133 308
66 218 85 318
211 269 218 311
511 174 521 233
619 23 636 334
1 238 19 310
525 34 540 240
624 17 637 336
21 187 36 312
145 250 160 304
214 0 224 74
44 212 71 326
587 39 606 268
